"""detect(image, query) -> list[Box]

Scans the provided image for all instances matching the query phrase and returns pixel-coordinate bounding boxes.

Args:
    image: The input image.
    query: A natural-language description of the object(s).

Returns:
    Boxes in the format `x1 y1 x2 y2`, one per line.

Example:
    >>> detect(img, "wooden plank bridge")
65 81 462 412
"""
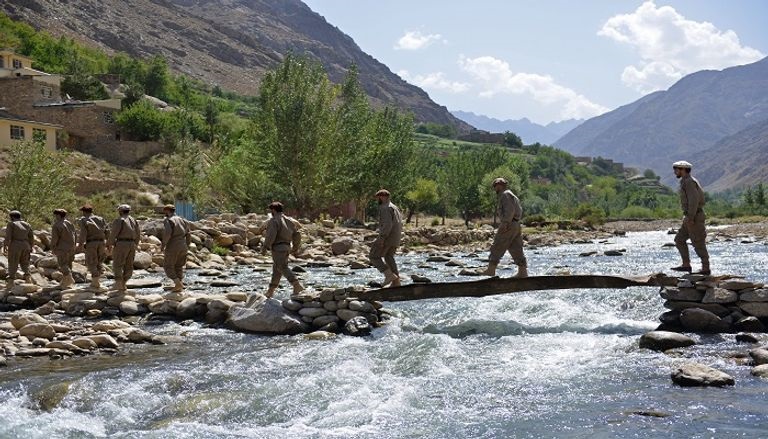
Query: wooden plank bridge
354 274 678 302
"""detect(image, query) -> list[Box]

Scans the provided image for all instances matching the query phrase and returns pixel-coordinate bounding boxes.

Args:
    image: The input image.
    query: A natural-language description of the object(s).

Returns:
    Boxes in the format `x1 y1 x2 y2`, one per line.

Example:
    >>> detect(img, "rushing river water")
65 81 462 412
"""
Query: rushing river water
1 230 768 438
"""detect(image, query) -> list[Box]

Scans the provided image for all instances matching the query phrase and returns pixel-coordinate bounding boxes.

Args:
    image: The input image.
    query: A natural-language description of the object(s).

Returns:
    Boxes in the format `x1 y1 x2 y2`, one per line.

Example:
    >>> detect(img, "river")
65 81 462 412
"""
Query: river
1 230 767 438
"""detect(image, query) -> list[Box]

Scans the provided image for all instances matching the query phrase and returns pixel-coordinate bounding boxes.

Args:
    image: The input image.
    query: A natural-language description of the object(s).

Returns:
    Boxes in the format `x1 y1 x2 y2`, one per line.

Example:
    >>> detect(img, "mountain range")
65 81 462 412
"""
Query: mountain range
451 111 583 145
1 0 471 132
555 57 768 190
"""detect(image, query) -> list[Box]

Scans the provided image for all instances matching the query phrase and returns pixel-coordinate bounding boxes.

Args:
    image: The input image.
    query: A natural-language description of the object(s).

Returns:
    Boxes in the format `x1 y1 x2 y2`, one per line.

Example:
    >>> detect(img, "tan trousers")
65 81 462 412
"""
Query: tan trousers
7 241 31 280
369 237 399 274
270 246 297 287
54 249 74 276
489 222 527 267
84 241 106 276
112 241 136 283
675 210 709 267
163 241 188 280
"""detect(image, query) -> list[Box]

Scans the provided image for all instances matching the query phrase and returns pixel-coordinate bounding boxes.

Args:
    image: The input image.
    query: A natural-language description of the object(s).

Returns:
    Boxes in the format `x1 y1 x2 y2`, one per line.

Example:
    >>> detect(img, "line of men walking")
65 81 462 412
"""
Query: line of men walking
3 203 190 293
3 159 710 297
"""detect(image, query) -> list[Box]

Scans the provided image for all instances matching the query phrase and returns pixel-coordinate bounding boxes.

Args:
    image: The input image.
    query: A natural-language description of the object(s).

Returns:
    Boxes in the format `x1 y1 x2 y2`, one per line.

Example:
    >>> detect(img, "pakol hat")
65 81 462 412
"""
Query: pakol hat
162 204 175 212
53 208 67 216
117 204 131 212
80 204 93 212
375 189 390 197
9 210 21 218
492 177 508 186
672 160 692 169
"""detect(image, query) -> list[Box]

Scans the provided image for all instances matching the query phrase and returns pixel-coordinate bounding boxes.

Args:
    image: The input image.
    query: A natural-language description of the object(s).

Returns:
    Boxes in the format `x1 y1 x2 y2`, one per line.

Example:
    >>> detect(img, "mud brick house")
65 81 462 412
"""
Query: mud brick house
0 50 121 150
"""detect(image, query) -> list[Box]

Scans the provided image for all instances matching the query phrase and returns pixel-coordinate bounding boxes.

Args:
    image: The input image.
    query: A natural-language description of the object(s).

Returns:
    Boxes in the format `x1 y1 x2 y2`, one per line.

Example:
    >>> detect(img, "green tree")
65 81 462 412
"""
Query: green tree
503 131 523 148
203 97 220 144
405 178 439 225
115 99 169 141
250 54 337 215
0 141 75 227
144 55 171 100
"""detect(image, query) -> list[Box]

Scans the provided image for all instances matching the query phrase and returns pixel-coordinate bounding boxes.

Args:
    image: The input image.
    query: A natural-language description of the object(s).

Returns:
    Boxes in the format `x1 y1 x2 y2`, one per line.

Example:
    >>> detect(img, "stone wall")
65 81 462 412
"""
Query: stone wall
0 76 61 109
658 275 768 333
72 140 167 167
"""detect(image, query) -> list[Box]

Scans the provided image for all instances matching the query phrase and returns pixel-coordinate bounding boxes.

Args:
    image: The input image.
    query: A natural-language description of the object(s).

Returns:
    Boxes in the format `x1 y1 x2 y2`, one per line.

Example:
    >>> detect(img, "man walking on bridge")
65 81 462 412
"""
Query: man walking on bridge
3 210 34 289
108 204 140 291
262 201 304 298
51 209 77 289
161 204 191 292
77 205 108 290
478 177 528 278
671 160 710 275
369 189 403 287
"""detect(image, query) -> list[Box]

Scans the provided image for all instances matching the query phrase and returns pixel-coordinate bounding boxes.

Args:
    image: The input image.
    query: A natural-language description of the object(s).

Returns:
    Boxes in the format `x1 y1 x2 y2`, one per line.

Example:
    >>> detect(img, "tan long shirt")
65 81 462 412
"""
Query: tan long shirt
51 219 76 252
263 213 297 250
108 215 141 246
3 220 33 250
78 215 107 245
498 189 523 224
679 175 705 217
162 215 191 250
376 201 403 246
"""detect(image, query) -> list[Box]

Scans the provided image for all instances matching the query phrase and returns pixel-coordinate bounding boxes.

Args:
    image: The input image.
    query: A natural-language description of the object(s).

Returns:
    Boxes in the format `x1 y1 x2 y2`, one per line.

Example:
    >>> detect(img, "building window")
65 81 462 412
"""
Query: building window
41 86 53 98
33 128 47 143
103 112 115 124
10 125 25 140
12 59 22 69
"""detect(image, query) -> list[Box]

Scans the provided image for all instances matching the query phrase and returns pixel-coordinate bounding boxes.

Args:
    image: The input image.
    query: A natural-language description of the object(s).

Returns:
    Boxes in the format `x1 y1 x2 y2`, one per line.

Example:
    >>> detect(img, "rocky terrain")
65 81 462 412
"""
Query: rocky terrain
2 0 471 131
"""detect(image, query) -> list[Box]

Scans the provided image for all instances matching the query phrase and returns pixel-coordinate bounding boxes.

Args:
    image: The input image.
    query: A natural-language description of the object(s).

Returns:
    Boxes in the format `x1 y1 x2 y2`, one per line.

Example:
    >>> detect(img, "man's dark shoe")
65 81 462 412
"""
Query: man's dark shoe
671 266 692 273
694 269 711 275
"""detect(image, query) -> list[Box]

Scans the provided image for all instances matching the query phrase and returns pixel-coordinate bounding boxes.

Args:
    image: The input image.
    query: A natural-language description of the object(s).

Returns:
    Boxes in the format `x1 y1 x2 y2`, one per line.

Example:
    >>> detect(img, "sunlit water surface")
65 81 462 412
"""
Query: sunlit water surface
1 230 768 438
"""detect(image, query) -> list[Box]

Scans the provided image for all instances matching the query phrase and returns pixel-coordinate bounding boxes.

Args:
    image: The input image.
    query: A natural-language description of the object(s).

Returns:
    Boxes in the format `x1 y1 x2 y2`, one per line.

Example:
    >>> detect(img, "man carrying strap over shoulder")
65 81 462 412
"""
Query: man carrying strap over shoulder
3 210 34 289
108 204 141 291
161 204 191 292
77 204 108 289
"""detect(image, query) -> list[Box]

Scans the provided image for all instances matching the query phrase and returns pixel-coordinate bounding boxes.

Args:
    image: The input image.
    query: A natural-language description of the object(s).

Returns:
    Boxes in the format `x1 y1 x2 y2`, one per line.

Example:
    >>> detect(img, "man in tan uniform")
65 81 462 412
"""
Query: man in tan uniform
161 204 191 292
262 201 304 298
478 178 528 278
369 189 403 287
50 208 77 288
108 204 141 291
671 160 710 275
2 210 34 289
77 204 108 289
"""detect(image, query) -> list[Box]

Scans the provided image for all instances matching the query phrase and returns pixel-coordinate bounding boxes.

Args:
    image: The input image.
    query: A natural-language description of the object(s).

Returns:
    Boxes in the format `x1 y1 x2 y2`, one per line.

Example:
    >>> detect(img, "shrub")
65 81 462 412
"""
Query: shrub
211 244 229 257
430 217 440 226
618 206 654 219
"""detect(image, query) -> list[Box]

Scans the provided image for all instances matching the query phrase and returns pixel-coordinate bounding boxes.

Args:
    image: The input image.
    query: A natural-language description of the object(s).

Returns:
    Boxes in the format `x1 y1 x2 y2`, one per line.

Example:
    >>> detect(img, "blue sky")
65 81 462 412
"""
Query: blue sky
303 1 767 124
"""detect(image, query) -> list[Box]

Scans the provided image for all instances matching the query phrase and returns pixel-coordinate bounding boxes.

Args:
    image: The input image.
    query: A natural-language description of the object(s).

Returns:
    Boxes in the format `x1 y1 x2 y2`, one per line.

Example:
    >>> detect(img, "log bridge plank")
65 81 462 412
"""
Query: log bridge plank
354 274 676 302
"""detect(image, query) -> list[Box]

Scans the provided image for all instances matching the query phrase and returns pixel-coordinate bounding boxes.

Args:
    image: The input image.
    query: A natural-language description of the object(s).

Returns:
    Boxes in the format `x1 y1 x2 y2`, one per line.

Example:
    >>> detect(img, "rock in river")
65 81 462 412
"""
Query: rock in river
639 331 696 351
671 363 734 387
227 295 309 335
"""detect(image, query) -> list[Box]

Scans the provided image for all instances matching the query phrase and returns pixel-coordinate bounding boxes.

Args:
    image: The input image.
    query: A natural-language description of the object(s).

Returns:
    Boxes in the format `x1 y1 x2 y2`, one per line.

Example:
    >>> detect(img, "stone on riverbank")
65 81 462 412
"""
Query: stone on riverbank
679 308 730 333
343 316 372 336
227 295 309 335
639 331 696 351
751 364 768 378
749 348 768 365
671 363 735 387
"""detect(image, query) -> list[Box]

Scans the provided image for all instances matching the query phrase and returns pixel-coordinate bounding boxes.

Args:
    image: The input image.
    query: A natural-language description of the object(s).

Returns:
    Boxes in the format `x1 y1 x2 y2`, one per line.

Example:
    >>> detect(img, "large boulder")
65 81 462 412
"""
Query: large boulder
639 331 696 351
738 302 768 318
671 363 735 387
331 238 354 256
133 252 153 269
702 288 738 304
740 289 768 302
750 348 768 366
679 308 730 333
751 364 768 378
226 295 309 335
11 312 48 329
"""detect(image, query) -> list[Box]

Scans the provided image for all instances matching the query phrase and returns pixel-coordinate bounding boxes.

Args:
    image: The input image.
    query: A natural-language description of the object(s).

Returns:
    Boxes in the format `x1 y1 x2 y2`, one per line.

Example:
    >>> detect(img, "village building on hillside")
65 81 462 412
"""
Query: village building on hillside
0 107 61 151
0 49 122 151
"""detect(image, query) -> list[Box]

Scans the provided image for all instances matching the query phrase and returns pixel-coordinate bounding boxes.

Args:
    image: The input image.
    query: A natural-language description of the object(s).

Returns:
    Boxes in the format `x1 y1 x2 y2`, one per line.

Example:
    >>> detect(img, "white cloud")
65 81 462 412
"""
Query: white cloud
458 56 608 119
599 1 764 93
394 30 445 50
398 70 470 94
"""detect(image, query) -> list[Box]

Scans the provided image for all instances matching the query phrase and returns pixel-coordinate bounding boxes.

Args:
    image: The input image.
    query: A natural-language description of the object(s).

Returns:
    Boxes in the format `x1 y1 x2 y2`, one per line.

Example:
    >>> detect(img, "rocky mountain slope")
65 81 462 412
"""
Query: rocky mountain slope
451 110 582 145
2 0 470 131
555 57 768 189
696 119 768 192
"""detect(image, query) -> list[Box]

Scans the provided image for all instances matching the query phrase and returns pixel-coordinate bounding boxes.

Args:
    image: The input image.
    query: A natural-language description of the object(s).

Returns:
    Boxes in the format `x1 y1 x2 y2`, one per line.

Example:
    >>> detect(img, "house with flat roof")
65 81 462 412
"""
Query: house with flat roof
0 50 121 150
0 107 61 151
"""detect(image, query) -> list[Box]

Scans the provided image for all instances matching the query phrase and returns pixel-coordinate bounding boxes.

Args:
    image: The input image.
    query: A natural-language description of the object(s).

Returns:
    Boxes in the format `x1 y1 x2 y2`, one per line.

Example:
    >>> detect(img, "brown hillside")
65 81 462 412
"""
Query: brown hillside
2 0 471 131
